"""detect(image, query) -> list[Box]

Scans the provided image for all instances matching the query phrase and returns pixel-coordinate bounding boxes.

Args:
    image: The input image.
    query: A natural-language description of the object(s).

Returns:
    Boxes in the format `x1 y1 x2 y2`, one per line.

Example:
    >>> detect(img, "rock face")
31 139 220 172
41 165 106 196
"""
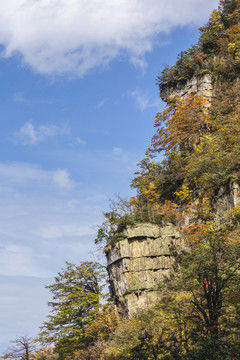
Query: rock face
160 74 213 104
179 182 240 228
214 182 240 226
105 74 239 318
106 223 188 318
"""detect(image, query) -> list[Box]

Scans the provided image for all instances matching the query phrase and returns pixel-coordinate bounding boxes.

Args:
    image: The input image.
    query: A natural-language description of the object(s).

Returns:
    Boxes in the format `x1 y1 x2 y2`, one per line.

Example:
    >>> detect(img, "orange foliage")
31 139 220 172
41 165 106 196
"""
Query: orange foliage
154 200 180 224
149 94 210 155
181 223 209 244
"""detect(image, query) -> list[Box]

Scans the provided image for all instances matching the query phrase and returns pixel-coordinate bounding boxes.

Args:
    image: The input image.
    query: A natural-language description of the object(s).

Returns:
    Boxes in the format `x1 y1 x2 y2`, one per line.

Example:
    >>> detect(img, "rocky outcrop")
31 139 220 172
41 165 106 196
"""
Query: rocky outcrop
106 223 188 318
160 74 213 104
214 182 240 226
179 182 240 228
106 74 239 318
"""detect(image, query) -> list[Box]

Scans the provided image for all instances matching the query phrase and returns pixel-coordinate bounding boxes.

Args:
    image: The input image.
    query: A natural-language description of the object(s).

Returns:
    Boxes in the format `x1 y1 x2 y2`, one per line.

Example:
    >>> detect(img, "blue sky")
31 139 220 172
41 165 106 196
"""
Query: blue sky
0 0 220 353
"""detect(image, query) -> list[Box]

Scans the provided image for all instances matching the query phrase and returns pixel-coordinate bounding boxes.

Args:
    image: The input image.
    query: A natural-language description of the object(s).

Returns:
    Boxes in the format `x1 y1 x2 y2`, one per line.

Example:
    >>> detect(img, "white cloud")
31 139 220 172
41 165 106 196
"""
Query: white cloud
97 98 109 108
13 121 70 145
0 162 74 190
112 147 123 156
0 245 52 277
53 169 74 190
129 87 161 111
111 147 137 172
0 190 103 279
75 137 86 145
36 224 96 240
0 0 219 76
12 91 30 104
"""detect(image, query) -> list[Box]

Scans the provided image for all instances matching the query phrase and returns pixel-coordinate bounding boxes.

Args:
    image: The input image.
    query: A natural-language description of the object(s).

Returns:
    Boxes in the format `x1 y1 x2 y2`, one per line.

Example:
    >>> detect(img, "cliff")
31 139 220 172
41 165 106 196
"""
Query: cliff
106 223 188 317
99 3 240 357
106 178 240 317
160 73 213 104
106 73 240 317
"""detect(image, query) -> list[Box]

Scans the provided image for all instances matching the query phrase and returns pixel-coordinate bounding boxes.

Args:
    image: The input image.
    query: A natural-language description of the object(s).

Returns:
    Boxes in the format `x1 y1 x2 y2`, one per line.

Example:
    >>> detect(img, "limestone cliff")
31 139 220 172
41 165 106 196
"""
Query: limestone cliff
106 75 239 318
160 73 213 104
106 188 240 319
106 223 188 318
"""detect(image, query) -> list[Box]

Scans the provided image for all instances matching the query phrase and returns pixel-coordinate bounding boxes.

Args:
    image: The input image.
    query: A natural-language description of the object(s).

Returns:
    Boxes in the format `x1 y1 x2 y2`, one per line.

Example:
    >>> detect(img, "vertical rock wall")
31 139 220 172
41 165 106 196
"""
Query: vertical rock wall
160 74 213 103
106 223 188 318
105 74 239 318
214 182 240 226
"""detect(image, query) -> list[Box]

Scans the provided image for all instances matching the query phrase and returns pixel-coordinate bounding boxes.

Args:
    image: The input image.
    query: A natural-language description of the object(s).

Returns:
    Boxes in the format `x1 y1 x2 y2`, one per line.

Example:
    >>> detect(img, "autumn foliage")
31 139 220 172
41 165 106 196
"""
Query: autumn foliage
4 2 240 360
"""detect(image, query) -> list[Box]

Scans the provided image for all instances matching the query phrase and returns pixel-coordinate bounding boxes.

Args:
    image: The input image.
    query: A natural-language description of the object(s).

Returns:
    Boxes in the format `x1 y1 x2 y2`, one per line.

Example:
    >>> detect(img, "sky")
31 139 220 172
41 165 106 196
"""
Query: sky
0 0 220 353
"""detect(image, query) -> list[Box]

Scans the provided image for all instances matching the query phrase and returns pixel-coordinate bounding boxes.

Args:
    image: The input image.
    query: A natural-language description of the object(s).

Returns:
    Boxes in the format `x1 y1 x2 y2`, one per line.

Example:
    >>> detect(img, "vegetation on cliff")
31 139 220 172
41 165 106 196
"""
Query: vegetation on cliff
3 1 239 359
91 1 240 359
158 0 240 89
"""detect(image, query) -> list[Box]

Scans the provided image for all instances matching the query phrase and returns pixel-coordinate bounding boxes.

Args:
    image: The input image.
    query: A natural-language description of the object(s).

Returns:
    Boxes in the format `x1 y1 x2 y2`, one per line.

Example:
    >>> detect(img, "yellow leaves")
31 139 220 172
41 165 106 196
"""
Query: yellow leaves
174 290 192 303
149 93 211 156
141 182 160 205
194 135 212 154
175 184 193 203
228 41 237 52
85 303 120 342
182 223 210 244
194 141 205 154
228 22 240 60
209 9 225 31
129 196 137 205
228 40 240 60
156 200 180 225
31 347 56 360
226 205 240 229
227 228 240 245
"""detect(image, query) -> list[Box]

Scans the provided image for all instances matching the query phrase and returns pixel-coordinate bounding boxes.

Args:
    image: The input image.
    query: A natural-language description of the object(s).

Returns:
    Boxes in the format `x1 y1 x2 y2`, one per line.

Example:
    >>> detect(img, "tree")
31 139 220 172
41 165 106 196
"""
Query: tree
31 346 57 360
163 226 240 359
39 262 106 359
2 336 37 360
103 225 240 360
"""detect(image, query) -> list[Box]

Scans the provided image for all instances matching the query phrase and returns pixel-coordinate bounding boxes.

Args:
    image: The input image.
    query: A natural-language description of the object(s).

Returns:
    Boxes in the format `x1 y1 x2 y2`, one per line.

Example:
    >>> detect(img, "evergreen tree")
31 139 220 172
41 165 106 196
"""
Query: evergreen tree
39 262 106 359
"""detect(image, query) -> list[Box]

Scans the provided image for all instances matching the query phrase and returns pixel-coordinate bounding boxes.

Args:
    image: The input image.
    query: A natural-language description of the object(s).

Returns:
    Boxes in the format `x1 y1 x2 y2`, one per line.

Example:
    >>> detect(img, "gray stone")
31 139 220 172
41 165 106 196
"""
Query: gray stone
106 223 188 317
160 74 213 103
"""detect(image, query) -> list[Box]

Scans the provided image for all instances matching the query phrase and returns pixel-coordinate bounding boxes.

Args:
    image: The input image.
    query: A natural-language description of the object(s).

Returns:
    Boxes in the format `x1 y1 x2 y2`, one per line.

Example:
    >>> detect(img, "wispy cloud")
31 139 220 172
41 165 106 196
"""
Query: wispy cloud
36 224 96 240
112 147 123 156
0 0 219 76
75 137 86 145
111 147 137 172
13 121 70 145
12 91 30 104
52 169 74 190
129 87 161 111
0 245 52 277
0 162 75 190
97 98 109 108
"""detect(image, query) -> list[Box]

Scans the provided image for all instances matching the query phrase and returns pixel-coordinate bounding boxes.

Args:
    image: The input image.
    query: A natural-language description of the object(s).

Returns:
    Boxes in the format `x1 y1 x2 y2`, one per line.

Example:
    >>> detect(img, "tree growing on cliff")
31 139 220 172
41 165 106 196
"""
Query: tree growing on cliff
39 262 107 359
94 2 240 359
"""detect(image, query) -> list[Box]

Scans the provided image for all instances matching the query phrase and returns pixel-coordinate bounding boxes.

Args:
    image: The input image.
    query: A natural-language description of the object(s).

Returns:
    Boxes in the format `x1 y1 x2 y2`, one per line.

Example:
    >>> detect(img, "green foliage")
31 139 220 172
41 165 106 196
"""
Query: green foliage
95 1 240 248
132 80 240 219
101 5 240 356
158 46 209 88
95 199 136 248
95 194 165 248
103 226 240 359
39 262 106 359
158 0 240 89
34 3 240 360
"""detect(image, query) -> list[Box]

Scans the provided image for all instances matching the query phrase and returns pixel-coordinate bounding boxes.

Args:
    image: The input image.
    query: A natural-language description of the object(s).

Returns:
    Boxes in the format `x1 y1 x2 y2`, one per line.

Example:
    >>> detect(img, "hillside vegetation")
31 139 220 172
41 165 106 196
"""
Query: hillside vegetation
4 1 239 360
92 1 240 359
